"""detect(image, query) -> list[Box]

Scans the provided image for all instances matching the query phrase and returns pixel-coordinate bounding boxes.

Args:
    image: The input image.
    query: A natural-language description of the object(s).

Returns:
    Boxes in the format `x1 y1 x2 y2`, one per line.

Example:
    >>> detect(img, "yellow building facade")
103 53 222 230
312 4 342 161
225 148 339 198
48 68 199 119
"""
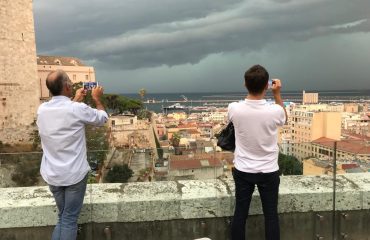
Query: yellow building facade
37 56 96 99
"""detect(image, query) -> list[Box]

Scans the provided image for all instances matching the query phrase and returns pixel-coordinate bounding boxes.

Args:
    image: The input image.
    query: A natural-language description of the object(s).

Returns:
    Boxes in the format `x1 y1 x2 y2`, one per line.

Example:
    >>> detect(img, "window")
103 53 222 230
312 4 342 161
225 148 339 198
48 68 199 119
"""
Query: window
73 75 76 81
319 149 329 156
85 75 89 80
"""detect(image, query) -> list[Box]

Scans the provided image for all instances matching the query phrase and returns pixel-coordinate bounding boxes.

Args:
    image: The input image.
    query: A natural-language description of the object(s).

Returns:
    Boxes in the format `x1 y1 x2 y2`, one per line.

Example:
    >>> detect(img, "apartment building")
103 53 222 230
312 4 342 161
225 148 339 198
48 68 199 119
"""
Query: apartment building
201 111 227 123
37 56 96 99
302 91 318 104
167 112 187 121
197 123 214 139
290 108 341 160
311 138 370 162
342 112 370 135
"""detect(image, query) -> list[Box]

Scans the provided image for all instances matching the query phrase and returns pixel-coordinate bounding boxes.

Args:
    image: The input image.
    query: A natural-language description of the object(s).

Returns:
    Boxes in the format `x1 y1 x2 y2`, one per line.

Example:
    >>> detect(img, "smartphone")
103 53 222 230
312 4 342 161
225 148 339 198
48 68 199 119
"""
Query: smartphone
83 82 98 90
268 79 275 89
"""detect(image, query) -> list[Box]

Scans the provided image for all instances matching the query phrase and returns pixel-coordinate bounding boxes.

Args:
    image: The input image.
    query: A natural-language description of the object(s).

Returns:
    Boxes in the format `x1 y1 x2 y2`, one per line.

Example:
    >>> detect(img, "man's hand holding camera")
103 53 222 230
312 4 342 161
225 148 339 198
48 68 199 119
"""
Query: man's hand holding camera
271 79 287 123
73 88 87 102
92 86 105 111
72 85 105 111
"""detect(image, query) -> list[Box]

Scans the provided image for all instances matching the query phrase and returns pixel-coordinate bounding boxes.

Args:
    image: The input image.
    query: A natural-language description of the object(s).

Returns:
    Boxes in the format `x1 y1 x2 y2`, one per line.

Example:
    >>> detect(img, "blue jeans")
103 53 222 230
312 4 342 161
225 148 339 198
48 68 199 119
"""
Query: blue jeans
49 174 88 240
231 168 280 240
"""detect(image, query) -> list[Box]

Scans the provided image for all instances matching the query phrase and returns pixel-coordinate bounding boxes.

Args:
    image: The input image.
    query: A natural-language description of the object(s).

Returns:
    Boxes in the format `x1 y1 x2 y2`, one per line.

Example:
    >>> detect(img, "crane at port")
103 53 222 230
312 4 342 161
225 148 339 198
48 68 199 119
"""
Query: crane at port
180 95 188 102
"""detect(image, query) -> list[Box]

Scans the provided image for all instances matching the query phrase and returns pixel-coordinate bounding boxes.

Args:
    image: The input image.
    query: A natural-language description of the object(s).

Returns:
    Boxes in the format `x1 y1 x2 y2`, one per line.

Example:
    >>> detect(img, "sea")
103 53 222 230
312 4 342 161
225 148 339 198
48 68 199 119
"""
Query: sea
123 90 370 113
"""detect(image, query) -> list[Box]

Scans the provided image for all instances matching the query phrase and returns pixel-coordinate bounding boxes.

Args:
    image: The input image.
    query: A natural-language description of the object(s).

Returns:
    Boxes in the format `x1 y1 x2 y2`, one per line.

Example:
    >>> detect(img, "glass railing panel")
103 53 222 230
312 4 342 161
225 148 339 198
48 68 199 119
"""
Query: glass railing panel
333 138 369 239
278 141 336 239
0 151 43 188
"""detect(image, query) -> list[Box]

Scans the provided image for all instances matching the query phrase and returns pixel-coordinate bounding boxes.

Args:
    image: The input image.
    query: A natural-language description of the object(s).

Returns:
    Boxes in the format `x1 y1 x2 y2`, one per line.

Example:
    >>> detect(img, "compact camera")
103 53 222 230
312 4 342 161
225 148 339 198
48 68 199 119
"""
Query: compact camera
83 82 98 90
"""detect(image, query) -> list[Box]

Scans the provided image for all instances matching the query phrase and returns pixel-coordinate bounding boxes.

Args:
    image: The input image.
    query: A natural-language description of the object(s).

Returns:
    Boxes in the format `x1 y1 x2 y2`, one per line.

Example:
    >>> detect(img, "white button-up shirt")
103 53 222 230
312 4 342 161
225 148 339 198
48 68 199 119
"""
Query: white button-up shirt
37 96 108 186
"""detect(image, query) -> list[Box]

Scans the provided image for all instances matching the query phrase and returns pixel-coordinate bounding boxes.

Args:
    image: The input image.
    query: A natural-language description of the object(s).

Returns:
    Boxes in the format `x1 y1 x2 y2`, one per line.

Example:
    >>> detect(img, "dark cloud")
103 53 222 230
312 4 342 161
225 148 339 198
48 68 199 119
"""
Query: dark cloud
34 0 370 69
34 0 242 53
33 0 370 93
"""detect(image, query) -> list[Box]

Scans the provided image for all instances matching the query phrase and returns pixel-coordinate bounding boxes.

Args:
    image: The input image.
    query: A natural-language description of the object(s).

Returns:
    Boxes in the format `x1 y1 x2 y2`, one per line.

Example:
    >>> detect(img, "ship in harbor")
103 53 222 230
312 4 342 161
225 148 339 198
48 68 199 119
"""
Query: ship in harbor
191 106 217 111
162 103 187 110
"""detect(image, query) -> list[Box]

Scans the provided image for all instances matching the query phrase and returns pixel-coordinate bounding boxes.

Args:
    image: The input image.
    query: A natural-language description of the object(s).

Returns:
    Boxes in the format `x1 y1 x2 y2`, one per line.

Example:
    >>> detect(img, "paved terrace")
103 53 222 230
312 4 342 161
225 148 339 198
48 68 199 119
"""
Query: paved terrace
0 174 369 240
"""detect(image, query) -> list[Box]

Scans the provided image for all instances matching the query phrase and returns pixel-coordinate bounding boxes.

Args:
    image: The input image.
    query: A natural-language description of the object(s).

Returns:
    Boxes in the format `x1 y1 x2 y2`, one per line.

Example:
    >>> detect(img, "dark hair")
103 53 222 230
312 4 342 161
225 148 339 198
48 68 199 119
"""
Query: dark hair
45 70 69 96
244 65 269 95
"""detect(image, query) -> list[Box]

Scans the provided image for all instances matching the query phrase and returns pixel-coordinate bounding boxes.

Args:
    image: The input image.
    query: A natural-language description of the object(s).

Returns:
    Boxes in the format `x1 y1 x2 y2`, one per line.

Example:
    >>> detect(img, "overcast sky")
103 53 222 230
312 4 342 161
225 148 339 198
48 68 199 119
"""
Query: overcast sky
33 0 370 94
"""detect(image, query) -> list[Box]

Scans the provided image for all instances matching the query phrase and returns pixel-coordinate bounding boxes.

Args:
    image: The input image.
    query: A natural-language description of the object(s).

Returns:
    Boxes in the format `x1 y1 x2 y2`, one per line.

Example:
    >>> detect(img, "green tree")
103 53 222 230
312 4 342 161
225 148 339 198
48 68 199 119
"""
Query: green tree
72 83 144 115
102 94 143 115
137 109 152 120
104 94 120 111
171 132 181 155
105 164 133 183
119 98 143 115
278 153 303 175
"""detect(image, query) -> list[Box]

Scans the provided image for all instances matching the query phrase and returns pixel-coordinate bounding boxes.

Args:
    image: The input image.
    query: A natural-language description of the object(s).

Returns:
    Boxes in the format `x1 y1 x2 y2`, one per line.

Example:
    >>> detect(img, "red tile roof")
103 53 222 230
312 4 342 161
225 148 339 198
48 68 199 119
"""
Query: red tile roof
186 129 200 134
170 153 223 170
341 164 358 170
177 123 197 129
313 137 370 154
37 55 85 66
197 123 213 128
342 130 370 141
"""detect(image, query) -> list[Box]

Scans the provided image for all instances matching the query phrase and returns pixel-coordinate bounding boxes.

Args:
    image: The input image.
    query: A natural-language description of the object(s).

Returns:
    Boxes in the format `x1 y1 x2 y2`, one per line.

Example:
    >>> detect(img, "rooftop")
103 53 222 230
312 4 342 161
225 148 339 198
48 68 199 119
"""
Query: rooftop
313 137 370 154
37 55 86 66
170 153 223 170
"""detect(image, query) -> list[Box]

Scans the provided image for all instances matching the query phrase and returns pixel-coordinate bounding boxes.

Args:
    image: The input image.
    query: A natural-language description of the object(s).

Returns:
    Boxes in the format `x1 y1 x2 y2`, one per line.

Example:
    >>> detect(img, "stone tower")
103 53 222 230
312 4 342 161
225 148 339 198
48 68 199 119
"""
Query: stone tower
0 0 40 144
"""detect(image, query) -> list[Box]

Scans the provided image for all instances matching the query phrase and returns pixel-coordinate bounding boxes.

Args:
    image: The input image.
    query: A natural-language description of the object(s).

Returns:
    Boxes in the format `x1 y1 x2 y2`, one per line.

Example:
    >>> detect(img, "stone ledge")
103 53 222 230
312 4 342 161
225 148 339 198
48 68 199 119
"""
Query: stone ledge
0 174 369 228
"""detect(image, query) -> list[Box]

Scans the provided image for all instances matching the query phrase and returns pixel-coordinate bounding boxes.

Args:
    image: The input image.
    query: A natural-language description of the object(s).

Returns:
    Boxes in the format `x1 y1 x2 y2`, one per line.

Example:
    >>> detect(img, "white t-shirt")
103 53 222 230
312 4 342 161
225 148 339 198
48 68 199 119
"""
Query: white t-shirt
228 99 286 173
37 96 108 186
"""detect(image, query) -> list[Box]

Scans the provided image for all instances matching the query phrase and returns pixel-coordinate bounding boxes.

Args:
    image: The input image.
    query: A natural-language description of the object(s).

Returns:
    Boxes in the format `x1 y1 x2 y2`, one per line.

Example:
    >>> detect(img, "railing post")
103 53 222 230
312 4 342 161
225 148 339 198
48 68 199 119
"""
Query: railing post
314 213 325 239
332 141 337 240
104 226 112 240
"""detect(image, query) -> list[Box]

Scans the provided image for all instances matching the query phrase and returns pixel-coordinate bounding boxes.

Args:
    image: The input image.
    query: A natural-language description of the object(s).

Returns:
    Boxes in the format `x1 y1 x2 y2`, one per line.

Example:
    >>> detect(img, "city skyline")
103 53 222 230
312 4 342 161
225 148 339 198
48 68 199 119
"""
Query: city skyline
34 0 370 94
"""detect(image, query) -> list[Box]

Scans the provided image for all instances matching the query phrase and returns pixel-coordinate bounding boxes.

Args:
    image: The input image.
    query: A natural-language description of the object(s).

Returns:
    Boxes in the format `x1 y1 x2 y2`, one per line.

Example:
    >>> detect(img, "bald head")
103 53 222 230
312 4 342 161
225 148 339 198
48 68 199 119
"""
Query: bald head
46 70 71 96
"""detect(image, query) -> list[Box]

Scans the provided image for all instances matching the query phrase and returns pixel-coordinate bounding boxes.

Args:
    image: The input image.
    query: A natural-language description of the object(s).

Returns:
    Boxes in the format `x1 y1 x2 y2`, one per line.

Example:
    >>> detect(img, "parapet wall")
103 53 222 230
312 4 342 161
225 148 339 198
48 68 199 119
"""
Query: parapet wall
0 174 369 229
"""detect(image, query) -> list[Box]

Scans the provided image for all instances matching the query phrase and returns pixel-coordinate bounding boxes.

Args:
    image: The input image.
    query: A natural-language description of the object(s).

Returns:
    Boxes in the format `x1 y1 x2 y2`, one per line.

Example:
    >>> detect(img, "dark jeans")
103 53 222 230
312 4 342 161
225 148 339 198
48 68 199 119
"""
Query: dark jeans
49 174 88 240
231 168 280 240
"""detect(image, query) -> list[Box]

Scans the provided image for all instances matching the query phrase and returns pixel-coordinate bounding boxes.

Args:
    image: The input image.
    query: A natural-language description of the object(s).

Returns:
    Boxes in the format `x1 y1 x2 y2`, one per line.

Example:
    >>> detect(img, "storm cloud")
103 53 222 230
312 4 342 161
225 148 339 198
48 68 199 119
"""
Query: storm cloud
34 0 370 93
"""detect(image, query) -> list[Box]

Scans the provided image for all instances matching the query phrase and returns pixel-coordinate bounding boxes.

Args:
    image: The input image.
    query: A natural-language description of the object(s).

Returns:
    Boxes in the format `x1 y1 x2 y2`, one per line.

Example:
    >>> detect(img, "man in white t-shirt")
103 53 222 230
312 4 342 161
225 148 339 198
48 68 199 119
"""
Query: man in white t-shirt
37 70 108 240
228 65 287 240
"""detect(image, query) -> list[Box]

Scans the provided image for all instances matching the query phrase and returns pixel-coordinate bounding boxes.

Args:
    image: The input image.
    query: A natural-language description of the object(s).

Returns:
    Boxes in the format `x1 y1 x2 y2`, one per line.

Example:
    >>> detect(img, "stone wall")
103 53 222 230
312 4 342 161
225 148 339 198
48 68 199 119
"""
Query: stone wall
112 126 157 150
0 174 369 226
0 0 40 144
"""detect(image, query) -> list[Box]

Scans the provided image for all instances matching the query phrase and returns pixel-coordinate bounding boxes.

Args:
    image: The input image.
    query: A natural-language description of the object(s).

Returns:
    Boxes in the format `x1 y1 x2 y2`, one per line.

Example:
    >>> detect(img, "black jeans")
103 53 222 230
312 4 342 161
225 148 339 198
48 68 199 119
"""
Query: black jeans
231 167 280 240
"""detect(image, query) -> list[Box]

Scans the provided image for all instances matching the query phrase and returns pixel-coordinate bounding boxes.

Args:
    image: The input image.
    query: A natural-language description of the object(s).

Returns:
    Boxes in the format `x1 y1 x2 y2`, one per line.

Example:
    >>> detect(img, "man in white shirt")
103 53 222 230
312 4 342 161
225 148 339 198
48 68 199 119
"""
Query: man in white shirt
37 70 108 240
228 65 287 240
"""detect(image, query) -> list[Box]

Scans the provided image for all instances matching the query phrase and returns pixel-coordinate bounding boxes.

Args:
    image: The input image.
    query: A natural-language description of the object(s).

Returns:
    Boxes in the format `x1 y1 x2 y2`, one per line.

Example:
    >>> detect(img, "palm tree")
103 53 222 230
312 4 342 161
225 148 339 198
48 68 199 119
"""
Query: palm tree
171 132 181 155
139 88 147 101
